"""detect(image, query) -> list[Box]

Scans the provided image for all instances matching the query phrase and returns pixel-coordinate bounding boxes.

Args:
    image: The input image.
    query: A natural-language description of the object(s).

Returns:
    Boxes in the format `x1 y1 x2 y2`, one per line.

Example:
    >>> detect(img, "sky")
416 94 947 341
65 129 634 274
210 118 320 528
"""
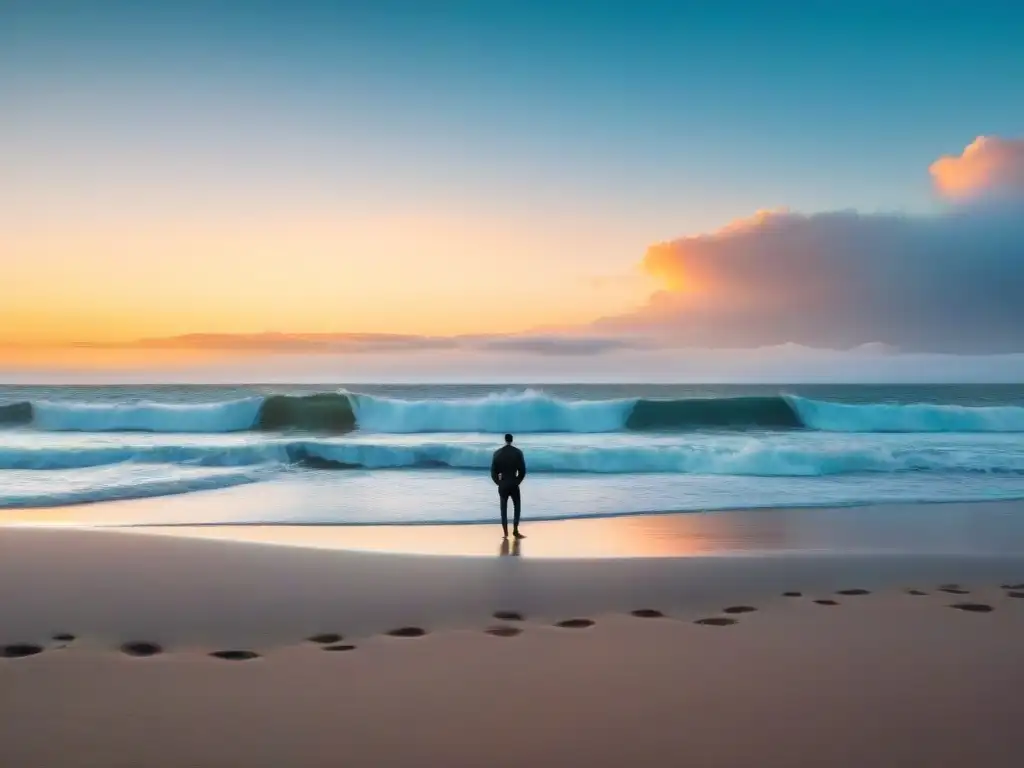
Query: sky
2 0 1024 380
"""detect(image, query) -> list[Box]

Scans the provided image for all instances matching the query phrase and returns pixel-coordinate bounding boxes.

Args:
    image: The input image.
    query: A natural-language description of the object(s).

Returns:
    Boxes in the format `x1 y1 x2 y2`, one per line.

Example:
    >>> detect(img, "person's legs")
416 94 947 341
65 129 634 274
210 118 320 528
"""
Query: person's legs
498 489 509 538
510 485 524 538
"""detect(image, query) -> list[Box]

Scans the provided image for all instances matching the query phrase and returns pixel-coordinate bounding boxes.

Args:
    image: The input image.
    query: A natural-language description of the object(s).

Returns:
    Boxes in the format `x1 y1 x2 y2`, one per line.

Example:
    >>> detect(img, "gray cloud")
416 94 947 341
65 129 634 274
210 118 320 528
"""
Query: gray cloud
596 137 1024 353
97 331 644 357
118 333 459 353
477 335 646 356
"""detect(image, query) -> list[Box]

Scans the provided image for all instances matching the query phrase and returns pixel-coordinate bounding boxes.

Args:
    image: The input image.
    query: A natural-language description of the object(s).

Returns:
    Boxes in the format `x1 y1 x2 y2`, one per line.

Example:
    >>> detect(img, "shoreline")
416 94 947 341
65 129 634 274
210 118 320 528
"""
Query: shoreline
60 490 1024 524
7 497 1024 558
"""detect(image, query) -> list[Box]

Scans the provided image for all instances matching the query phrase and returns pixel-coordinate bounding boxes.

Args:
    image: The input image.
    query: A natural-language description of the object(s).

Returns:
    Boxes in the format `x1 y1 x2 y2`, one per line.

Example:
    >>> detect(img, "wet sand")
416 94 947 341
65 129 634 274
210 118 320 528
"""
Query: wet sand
3 524 1024 766
8 498 1024 557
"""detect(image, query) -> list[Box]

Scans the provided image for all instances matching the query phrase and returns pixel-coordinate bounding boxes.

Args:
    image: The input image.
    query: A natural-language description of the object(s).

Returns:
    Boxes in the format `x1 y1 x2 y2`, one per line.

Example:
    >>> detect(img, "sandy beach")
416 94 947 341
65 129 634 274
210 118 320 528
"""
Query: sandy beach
6 0 1024 762
4 517 1024 767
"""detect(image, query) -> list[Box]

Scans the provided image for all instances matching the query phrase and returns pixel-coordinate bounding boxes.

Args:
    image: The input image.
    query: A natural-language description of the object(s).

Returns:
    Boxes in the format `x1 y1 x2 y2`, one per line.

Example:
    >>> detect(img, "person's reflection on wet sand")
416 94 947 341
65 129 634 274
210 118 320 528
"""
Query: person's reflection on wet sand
499 539 522 557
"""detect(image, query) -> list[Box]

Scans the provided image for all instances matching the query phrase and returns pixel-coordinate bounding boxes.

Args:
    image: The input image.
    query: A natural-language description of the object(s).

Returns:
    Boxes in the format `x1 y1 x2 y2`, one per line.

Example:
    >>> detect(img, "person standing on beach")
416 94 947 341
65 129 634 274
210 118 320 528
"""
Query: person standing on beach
491 433 527 539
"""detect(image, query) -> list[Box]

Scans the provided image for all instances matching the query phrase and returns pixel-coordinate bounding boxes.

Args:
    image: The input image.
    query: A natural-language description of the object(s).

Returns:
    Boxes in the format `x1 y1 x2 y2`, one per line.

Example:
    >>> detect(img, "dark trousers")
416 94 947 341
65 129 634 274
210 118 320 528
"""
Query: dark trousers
499 484 521 534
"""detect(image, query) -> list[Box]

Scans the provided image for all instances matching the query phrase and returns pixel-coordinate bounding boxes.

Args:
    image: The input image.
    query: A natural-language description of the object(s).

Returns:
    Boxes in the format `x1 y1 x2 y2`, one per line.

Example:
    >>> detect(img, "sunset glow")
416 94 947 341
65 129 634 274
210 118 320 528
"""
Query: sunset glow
5 213 654 346
2 2 1023 379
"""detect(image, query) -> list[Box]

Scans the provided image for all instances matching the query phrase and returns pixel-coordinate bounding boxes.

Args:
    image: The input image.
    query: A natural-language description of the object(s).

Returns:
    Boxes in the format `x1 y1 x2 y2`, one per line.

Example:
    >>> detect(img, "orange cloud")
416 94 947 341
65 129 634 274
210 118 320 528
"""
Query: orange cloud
641 208 808 310
929 136 1024 200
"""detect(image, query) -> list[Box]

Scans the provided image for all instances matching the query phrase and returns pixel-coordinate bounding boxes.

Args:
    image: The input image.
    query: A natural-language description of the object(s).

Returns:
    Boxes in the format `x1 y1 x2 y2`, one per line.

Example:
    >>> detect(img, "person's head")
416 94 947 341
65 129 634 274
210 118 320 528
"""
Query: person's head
504 433 513 444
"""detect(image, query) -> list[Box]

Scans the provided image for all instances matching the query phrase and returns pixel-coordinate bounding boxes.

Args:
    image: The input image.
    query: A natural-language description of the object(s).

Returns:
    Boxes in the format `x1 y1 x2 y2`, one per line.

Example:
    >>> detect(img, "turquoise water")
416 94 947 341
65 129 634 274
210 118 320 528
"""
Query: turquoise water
4 384 1024 524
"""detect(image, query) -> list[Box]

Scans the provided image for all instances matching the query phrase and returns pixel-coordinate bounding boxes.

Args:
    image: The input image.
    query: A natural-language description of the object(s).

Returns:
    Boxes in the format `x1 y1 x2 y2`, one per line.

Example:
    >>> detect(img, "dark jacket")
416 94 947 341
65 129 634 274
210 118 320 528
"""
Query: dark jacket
491 445 527 489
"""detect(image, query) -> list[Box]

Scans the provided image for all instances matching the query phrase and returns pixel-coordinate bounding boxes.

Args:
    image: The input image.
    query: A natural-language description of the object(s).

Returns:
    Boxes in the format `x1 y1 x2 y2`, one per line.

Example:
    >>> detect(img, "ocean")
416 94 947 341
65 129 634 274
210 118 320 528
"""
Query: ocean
4 383 1024 526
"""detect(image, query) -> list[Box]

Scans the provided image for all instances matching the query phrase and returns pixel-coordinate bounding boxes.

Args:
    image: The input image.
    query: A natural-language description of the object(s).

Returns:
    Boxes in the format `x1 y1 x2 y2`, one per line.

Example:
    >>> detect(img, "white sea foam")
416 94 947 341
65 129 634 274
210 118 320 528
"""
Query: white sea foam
0 463 270 509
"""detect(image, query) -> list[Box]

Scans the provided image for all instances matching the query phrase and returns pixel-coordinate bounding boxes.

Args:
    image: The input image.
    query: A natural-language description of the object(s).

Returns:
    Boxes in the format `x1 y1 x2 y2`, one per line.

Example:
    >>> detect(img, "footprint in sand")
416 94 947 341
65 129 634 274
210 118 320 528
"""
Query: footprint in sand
630 609 665 618
323 644 357 651
1002 583 1024 590
210 650 260 661
492 611 525 622
906 589 929 596
939 584 970 595
387 627 428 638
2 643 44 659
695 617 737 626
783 591 803 597
950 603 994 613
723 606 757 614
307 633 344 645
814 599 840 606
837 589 871 596
555 618 595 629
486 626 523 637
121 641 163 657
1007 591 1024 599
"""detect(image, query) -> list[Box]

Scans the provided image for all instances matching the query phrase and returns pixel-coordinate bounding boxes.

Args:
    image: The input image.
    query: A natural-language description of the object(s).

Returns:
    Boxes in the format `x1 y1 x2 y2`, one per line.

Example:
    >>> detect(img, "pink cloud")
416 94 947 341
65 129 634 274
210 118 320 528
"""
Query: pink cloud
929 136 1024 201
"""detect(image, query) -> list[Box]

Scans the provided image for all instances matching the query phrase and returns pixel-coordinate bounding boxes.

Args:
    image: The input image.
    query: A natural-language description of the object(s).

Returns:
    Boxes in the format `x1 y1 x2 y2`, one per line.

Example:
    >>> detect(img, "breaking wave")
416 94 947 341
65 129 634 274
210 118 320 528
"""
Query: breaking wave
29 398 265 433
3 391 1024 434
786 396 1024 433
